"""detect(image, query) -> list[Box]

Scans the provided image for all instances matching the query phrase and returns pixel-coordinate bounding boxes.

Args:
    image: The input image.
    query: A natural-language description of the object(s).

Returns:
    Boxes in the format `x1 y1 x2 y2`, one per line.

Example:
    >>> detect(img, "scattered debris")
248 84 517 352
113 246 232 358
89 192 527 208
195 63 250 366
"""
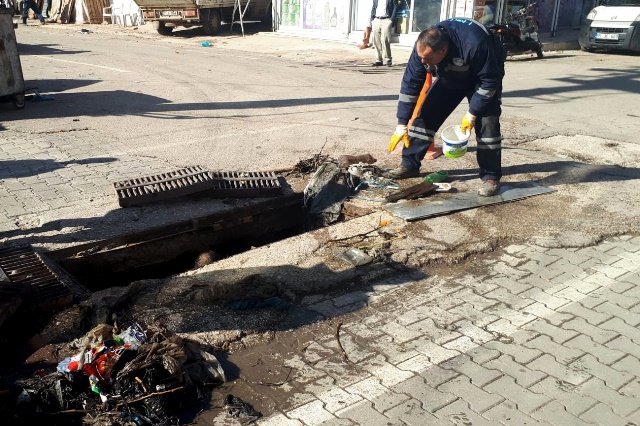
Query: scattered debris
433 182 453 192
225 394 262 422
293 139 330 176
424 170 448 183
303 161 351 227
194 250 218 269
293 153 330 175
27 88 55 102
347 163 398 191
334 247 373 267
385 182 438 203
335 322 348 362
341 202 375 220
302 152 401 227
3 323 227 425
328 218 403 266
328 222 396 246
353 235 404 250
77 28 93 34
337 154 376 168
201 41 211 47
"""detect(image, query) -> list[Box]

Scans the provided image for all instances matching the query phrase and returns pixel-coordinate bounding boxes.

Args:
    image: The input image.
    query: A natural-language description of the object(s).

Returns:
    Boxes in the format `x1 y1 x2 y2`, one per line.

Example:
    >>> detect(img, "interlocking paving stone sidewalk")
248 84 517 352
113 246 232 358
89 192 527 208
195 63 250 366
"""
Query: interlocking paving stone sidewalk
5 128 640 426
0 129 176 231
251 235 640 426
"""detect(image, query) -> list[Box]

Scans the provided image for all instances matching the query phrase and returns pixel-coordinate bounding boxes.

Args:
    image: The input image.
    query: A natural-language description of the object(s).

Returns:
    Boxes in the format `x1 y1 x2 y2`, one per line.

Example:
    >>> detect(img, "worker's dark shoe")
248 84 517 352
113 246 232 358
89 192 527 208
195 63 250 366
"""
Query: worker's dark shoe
383 167 420 180
371 61 383 67
386 60 392 67
478 179 500 197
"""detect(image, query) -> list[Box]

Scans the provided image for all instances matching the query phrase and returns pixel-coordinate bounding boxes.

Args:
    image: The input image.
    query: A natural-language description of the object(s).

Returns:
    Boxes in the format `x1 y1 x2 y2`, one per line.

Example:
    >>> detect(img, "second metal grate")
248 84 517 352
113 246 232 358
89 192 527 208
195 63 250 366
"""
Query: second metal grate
0 246 88 327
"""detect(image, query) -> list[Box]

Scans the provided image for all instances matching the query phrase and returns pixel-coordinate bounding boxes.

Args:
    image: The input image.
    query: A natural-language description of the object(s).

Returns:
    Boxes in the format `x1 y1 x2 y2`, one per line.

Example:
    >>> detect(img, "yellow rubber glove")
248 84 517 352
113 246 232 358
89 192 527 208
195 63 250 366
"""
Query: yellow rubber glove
388 124 410 152
461 112 476 134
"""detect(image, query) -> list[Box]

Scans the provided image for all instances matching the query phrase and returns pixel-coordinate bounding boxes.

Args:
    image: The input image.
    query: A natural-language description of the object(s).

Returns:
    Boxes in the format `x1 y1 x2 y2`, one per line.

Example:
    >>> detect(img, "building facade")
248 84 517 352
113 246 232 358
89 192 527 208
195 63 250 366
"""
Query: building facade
274 0 595 44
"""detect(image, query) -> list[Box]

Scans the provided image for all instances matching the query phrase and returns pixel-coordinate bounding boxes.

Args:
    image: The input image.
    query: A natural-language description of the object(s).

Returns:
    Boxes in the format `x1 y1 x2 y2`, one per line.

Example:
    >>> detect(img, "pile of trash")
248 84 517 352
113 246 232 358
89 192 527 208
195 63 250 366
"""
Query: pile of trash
2 323 227 425
303 154 397 227
301 153 456 228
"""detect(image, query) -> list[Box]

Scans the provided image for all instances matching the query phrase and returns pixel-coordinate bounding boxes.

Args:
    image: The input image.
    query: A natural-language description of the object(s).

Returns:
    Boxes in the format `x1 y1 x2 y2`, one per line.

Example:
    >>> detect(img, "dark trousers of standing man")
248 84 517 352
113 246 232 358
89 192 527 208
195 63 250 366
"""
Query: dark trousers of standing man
22 0 45 24
402 79 503 182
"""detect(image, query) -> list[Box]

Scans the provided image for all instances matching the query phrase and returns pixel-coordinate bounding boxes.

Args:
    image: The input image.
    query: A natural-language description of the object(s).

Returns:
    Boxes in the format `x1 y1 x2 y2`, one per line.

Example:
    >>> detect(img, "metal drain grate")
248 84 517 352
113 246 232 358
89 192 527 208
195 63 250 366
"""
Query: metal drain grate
113 167 284 207
0 246 87 327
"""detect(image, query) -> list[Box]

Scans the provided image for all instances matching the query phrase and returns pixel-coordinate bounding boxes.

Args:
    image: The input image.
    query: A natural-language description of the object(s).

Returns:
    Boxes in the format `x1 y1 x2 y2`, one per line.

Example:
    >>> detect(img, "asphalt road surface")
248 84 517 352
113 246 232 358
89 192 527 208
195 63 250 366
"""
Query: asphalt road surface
7 24 640 174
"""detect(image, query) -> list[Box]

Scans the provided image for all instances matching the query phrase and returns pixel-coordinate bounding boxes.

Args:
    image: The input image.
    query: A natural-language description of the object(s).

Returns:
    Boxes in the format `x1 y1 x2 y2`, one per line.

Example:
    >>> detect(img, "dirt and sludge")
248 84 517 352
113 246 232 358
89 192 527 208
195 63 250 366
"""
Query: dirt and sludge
2 131 640 424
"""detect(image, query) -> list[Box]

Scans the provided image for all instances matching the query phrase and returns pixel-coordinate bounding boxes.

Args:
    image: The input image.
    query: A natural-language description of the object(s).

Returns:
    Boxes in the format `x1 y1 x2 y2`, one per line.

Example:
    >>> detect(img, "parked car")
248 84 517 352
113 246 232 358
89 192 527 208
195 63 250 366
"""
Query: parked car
578 0 640 52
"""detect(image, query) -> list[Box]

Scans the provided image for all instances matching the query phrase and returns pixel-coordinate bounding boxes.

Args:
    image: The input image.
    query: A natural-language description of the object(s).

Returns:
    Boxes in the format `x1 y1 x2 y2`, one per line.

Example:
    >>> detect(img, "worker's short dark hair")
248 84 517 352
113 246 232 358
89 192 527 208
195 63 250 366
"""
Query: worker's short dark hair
417 28 449 51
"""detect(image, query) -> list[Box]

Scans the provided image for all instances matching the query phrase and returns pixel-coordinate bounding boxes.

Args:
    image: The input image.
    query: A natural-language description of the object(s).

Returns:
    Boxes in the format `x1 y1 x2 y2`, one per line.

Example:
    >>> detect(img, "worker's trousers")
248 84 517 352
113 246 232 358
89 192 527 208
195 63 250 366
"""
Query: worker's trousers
402 78 503 182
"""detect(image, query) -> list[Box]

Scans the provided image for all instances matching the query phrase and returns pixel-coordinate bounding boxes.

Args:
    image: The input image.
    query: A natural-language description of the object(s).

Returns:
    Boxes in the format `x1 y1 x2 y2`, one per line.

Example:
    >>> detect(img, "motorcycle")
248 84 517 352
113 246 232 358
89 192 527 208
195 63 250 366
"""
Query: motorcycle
488 3 544 59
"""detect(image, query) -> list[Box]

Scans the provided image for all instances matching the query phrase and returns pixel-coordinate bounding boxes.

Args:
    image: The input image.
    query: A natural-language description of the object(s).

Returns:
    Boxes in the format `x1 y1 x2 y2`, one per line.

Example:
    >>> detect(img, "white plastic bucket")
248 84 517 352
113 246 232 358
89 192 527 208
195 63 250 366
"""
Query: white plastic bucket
441 125 470 159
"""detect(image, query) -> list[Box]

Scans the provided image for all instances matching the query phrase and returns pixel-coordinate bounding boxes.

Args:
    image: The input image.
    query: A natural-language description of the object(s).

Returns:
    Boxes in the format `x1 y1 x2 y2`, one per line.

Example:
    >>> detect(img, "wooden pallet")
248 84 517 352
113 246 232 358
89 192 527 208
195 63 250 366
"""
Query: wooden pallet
75 0 109 24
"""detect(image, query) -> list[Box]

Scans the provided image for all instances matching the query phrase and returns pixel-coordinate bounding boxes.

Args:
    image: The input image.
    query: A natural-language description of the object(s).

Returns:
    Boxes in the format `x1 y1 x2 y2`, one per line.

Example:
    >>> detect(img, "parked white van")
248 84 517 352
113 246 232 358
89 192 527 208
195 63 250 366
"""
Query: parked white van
578 0 640 52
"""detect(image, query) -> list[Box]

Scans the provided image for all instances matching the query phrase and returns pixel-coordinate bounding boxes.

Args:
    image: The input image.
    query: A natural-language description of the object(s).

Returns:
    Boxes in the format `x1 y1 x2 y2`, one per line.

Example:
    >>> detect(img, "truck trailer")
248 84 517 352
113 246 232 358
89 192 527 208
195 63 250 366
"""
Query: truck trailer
134 0 273 35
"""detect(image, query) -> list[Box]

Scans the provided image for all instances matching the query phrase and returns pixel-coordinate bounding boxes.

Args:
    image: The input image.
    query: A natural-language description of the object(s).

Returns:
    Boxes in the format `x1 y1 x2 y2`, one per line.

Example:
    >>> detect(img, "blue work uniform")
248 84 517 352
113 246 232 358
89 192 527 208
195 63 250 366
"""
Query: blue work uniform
397 18 505 181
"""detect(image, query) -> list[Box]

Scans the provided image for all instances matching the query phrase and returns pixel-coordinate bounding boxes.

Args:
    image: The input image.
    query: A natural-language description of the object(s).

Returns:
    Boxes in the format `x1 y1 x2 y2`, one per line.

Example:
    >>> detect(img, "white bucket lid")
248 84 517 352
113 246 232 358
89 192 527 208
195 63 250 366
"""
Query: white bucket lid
441 125 470 143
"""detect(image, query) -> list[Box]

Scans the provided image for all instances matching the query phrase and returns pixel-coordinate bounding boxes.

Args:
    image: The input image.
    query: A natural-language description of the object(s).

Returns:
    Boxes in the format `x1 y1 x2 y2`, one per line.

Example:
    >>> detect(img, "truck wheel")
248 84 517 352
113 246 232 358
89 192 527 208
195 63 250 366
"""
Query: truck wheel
202 10 222 35
153 21 173 36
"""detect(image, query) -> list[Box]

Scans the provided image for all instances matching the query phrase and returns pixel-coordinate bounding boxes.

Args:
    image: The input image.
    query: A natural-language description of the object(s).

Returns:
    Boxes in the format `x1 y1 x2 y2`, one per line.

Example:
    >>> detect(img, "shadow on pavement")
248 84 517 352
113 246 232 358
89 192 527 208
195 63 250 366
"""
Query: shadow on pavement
168 22 272 38
506 53 576 61
445 156 640 185
17 43 91 56
0 158 116 180
22 79 102 93
504 66 640 98
0 89 398 121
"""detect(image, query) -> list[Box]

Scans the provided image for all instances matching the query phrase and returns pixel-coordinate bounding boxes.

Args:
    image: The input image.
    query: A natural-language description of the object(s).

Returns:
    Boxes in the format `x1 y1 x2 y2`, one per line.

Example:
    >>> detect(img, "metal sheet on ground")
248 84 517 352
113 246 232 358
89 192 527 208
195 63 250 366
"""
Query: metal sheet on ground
384 181 555 221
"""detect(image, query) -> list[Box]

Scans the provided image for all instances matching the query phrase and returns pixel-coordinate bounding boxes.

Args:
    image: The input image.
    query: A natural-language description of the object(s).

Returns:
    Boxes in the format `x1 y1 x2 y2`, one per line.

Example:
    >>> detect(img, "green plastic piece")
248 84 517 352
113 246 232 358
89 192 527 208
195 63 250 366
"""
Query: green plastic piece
424 171 448 183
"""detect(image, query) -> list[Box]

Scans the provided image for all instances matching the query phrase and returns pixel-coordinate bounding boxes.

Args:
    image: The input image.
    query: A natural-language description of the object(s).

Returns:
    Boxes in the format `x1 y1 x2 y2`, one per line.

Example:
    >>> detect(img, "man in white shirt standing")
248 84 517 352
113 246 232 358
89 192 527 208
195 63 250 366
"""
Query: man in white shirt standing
370 0 398 66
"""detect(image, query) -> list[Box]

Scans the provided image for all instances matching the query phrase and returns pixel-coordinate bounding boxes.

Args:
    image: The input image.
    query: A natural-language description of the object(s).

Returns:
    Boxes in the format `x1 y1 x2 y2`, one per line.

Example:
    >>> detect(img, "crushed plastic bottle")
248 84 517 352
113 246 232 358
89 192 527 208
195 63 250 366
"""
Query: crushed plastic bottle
201 41 211 47
114 323 146 349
